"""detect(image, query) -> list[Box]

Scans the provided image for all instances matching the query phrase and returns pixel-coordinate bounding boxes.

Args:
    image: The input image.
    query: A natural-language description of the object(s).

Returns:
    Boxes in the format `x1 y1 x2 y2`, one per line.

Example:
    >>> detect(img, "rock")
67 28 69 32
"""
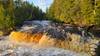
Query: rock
0 50 14 56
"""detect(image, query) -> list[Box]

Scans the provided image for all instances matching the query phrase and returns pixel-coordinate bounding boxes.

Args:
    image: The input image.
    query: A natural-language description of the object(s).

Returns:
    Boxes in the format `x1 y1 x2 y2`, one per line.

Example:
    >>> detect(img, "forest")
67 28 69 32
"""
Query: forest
0 0 100 34
0 0 46 34
0 0 100 56
47 0 100 26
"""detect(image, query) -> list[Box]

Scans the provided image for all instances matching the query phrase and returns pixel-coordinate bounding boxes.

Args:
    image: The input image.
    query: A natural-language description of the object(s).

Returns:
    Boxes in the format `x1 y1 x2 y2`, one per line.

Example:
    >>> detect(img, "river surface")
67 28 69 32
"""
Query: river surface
22 20 100 38
0 20 99 56
0 36 90 56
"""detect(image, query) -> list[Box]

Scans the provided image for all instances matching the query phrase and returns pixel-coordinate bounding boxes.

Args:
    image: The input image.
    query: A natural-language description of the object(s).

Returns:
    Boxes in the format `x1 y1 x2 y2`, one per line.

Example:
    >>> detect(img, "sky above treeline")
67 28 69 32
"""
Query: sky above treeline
25 0 53 12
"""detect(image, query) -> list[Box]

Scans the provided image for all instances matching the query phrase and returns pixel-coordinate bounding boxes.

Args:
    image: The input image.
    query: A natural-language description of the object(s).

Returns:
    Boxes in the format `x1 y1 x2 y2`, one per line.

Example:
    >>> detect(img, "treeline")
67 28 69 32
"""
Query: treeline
0 0 45 34
46 0 100 26
0 0 100 34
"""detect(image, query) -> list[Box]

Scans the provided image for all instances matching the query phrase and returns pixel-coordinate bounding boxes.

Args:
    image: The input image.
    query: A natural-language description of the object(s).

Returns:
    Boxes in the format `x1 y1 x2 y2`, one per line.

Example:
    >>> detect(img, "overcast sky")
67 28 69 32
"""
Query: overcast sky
26 0 53 12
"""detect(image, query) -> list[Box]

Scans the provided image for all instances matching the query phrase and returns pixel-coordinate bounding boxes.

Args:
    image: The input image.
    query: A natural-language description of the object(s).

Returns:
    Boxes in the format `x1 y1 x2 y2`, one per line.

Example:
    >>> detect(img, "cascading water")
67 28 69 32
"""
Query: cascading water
8 20 100 56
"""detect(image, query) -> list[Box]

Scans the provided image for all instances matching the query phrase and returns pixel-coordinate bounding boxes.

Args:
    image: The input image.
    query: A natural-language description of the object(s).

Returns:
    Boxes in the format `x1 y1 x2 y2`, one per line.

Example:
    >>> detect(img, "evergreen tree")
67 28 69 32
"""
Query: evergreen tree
0 2 14 34
47 0 96 26
96 0 100 26
14 0 45 25
0 0 15 34
0 3 5 30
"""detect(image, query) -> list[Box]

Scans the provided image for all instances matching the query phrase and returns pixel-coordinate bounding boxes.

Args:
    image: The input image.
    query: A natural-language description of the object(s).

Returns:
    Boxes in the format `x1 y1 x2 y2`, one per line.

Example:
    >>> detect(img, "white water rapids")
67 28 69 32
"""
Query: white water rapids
0 21 91 56
0 38 90 56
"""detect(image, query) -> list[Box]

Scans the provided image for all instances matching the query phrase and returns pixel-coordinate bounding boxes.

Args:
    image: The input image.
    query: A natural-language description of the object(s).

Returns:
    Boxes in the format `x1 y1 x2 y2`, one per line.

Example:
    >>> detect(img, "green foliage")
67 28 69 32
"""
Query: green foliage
0 0 45 34
96 0 100 26
47 0 97 26
14 1 33 25
0 0 15 34
14 0 45 25
0 4 5 29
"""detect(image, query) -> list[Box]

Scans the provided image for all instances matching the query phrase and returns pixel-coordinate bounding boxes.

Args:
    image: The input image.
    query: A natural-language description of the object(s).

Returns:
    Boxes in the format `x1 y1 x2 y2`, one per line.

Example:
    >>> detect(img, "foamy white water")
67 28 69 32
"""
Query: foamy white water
0 21 93 56
0 36 90 56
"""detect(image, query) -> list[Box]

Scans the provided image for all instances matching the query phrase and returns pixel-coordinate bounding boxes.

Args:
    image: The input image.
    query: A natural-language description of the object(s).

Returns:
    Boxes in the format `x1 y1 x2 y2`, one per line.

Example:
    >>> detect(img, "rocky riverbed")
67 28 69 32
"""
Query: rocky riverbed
0 20 99 56
0 36 90 56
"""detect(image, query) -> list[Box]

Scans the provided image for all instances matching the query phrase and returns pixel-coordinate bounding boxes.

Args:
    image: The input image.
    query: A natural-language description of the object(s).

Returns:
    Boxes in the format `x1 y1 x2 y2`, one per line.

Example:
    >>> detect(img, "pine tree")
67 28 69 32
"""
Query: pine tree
47 0 96 26
0 3 5 30
0 0 15 34
96 0 100 26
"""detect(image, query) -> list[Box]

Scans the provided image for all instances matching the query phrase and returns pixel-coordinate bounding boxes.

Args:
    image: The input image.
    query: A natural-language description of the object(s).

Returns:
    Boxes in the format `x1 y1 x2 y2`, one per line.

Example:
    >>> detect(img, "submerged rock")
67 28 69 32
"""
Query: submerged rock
8 20 100 56
0 40 90 56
